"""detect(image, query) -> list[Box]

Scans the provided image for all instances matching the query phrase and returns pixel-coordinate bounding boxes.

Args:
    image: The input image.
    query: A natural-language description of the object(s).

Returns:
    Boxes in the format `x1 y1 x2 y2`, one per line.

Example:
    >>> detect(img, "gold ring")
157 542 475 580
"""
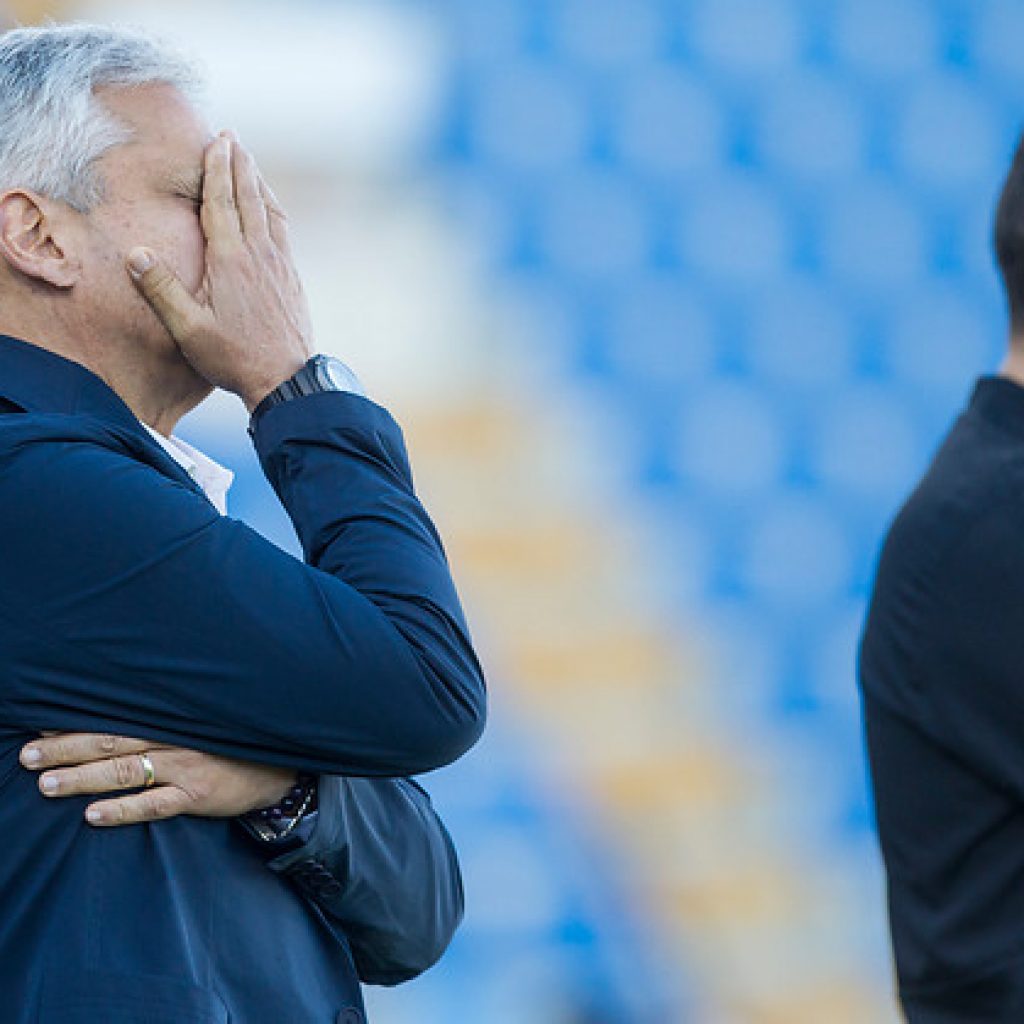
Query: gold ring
139 752 156 788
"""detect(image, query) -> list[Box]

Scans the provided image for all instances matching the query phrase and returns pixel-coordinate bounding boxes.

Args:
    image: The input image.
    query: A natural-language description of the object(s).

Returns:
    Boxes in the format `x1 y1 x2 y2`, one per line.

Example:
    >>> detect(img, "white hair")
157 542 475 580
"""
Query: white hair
0 23 202 211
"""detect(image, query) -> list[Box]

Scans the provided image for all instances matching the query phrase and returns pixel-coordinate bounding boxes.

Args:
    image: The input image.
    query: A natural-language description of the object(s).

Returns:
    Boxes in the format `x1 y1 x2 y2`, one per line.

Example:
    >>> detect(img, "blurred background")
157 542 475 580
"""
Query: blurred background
9 0 1023 1020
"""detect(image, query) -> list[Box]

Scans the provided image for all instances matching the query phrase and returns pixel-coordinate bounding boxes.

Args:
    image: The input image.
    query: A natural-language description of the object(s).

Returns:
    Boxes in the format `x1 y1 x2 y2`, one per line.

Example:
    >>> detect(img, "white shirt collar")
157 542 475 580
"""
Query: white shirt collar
141 423 234 516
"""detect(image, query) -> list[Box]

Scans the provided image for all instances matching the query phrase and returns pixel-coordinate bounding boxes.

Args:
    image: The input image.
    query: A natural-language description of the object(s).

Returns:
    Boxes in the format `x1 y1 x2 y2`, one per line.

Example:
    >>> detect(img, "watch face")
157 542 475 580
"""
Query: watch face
319 358 351 391
319 360 348 391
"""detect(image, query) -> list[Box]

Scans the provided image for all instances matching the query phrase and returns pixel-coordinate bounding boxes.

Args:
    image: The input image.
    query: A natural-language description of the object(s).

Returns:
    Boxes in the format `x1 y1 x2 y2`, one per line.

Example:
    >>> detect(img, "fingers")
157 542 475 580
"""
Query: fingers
35 751 153 798
127 248 203 343
201 132 270 249
85 786 193 827
259 177 291 255
28 745 193 826
230 136 270 246
200 134 240 247
20 731 160 769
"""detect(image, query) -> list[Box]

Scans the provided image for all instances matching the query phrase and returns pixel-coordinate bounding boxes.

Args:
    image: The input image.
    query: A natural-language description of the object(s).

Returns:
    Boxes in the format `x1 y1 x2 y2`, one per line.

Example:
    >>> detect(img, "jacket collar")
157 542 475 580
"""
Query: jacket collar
0 333 203 493
0 333 143 427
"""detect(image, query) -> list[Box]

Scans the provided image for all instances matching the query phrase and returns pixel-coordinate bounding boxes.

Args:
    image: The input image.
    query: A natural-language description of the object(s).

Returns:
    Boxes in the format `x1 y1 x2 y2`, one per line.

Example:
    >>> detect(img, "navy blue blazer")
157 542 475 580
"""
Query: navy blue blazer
0 336 486 1022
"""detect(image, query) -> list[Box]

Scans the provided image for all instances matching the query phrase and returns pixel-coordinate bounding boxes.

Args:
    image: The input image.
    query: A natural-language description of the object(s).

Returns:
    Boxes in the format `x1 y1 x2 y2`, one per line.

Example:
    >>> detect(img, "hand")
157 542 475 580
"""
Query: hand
19 731 298 827
126 132 314 411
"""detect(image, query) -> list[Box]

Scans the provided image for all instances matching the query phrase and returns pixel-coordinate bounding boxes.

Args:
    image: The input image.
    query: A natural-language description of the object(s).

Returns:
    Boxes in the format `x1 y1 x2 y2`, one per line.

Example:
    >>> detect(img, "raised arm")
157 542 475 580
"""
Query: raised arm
0 388 484 776
0 132 485 776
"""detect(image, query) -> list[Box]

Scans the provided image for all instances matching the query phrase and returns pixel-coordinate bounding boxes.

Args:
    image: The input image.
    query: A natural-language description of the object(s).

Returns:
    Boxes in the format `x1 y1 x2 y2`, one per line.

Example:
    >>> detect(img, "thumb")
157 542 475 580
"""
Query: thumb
126 248 201 342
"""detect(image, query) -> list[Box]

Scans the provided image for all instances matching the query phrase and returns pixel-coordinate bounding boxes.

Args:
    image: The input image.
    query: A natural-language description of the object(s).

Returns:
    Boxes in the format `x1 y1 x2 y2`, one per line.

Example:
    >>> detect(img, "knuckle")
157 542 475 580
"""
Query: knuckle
239 257 260 283
188 776 213 804
176 308 201 339
255 241 277 264
98 734 118 754
150 793 174 819
148 269 175 296
209 246 237 273
114 756 136 788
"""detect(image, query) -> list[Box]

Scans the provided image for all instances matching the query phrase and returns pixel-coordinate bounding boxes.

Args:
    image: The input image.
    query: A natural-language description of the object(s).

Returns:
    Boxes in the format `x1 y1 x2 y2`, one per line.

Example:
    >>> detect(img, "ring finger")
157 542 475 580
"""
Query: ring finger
231 137 270 245
38 751 157 798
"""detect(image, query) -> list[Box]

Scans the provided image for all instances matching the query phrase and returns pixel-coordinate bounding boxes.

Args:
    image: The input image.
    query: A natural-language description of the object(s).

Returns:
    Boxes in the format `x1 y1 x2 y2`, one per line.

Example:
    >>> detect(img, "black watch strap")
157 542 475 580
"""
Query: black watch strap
249 355 364 430
240 772 319 845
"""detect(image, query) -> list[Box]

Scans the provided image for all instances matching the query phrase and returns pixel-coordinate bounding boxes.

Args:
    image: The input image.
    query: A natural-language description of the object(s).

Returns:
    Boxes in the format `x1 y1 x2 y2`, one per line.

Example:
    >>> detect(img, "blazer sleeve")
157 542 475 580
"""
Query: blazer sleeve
0 392 486 776
259 775 464 985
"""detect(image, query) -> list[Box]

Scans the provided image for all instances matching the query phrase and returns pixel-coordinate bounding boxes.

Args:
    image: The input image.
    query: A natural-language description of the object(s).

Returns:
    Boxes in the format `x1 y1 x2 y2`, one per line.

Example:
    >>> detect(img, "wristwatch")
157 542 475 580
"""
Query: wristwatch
249 354 364 428
239 772 319 847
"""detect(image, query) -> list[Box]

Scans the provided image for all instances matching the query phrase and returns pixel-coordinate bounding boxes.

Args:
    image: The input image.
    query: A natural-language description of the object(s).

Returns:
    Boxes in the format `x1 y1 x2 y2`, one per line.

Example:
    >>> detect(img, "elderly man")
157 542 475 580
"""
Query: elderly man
0 23 486 1024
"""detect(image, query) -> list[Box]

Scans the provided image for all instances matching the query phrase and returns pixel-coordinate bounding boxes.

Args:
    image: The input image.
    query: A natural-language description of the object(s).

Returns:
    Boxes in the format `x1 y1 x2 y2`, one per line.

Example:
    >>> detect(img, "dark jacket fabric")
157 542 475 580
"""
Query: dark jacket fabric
861 375 1024 1023
0 335 486 1023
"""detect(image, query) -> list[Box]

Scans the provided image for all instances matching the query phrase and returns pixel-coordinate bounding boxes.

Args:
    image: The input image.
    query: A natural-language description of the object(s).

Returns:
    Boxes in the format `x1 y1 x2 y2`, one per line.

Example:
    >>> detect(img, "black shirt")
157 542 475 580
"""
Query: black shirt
861 375 1024 1022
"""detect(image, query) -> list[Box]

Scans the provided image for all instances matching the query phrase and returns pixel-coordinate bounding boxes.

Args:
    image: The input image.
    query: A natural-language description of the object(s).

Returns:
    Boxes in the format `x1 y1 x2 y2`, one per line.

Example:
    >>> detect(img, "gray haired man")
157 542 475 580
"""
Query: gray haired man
0 22 486 1024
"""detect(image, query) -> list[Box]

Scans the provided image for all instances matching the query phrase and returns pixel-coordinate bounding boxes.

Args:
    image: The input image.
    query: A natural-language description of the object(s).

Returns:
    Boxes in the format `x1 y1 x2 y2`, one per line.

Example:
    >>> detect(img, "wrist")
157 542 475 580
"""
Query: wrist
243 772 319 842
246 354 366 432
259 769 299 810
239 356 311 413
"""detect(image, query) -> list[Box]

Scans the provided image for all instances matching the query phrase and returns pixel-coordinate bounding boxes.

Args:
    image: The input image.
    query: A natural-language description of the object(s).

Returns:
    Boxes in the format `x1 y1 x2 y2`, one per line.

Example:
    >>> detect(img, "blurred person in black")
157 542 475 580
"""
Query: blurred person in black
860 135 1024 1021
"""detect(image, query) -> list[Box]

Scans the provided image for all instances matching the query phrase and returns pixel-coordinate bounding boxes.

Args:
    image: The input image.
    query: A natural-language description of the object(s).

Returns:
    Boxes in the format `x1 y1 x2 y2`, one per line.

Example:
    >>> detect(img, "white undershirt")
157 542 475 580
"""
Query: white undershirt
142 423 234 515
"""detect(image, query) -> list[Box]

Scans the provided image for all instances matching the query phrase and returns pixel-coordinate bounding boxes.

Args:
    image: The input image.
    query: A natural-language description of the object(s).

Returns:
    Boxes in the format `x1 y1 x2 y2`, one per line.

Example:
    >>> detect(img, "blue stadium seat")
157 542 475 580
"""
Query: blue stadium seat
691 0 804 77
894 74 1003 190
675 173 793 283
611 66 725 178
744 279 855 390
755 72 866 181
818 180 928 290
740 493 853 607
675 379 787 494
537 170 653 280
970 0 1024 86
831 0 940 79
810 384 930 503
471 62 589 171
553 0 664 70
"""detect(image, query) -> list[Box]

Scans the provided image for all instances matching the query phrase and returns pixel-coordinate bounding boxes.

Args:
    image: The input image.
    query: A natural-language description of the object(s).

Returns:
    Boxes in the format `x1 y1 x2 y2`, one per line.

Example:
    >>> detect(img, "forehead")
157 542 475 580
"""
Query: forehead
94 83 211 184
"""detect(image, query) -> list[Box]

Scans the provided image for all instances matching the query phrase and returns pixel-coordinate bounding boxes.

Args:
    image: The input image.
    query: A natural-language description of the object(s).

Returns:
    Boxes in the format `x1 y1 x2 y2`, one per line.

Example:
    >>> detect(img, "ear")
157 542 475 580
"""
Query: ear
0 189 81 288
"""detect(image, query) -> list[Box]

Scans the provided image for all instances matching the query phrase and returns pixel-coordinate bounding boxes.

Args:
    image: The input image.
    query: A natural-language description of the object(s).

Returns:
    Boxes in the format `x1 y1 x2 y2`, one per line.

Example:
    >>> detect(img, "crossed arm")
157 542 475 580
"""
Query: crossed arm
19 729 462 984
